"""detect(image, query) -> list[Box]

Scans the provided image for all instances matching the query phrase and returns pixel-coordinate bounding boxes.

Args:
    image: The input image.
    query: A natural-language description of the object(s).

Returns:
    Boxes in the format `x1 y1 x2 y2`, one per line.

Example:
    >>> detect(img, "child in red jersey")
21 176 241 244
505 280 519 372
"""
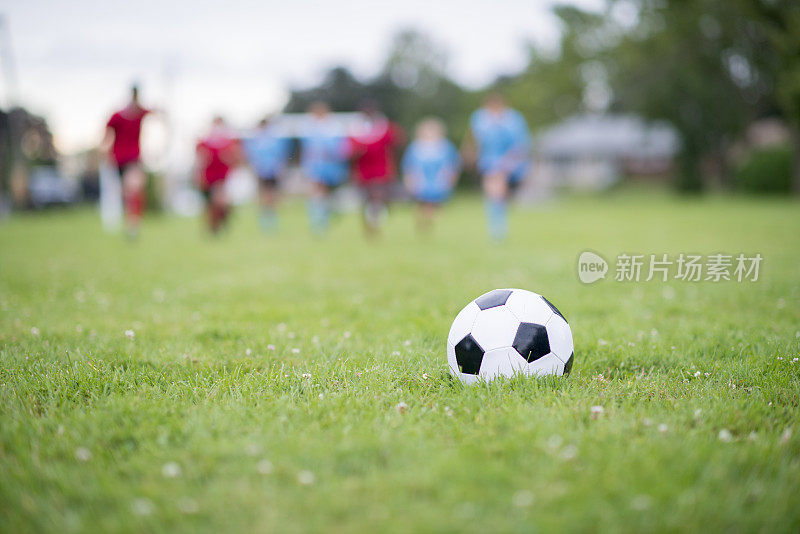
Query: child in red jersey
349 101 404 237
102 84 154 238
195 116 241 234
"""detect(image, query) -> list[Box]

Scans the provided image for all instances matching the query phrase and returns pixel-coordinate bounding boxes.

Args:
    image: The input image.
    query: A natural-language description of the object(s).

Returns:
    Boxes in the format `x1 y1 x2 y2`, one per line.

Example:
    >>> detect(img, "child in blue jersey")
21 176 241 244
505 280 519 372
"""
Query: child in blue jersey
468 92 531 241
402 118 460 233
300 101 350 234
242 117 291 232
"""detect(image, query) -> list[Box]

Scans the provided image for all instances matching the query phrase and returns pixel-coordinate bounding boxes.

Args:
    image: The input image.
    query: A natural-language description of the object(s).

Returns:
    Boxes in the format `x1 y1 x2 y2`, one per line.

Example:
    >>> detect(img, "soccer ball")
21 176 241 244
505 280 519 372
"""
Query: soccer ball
447 288 574 384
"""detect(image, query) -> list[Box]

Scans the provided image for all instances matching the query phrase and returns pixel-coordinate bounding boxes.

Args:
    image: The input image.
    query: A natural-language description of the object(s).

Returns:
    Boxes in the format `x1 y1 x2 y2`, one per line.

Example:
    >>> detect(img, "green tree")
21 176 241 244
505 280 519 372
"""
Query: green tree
606 0 777 191
748 0 800 193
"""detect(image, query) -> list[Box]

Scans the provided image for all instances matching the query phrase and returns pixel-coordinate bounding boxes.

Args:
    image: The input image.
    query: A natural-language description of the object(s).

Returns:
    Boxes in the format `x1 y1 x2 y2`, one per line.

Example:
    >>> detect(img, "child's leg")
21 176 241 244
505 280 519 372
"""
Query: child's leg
483 172 509 241
259 179 279 232
307 181 330 235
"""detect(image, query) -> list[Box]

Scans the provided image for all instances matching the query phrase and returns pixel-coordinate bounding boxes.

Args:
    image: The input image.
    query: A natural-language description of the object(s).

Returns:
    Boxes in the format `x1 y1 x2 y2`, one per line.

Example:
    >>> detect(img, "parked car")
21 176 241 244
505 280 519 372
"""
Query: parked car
28 166 78 208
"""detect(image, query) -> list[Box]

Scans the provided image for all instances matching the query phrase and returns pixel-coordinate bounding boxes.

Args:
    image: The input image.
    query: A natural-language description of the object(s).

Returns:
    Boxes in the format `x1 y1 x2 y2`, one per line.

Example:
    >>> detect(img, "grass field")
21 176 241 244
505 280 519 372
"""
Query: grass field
1 192 799 533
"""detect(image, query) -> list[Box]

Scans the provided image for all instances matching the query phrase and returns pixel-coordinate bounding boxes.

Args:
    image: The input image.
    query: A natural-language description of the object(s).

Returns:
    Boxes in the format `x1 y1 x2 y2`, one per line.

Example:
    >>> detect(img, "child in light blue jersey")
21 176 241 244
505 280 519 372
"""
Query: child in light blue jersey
300 101 350 234
402 118 460 233
242 117 291 232
468 92 531 241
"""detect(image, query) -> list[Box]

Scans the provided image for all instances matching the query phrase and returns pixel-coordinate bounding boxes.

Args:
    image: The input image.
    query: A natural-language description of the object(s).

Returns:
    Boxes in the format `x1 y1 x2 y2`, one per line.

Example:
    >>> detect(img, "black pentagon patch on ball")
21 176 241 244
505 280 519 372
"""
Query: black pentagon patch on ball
454 334 484 375
563 353 574 375
475 289 513 310
512 322 550 363
541 296 566 322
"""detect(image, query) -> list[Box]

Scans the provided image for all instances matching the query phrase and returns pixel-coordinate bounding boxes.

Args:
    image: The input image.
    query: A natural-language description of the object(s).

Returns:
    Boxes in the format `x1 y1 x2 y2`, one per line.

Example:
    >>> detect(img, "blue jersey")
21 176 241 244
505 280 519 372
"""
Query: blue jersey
243 126 291 178
402 139 460 203
301 118 349 186
469 108 530 180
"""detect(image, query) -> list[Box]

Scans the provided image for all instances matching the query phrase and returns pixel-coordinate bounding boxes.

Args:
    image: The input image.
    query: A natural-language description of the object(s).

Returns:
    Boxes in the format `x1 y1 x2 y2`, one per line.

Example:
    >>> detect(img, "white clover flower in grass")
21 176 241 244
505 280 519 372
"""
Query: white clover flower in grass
718 429 733 442
395 402 408 414
781 428 792 444
404 339 411 346
694 371 702 378
694 409 702 419
267 344 276 351
391 351 400 356
444 406 454 417
658 423 668 433
245 348 252 356
302 373 311 379
292 348 300 354
162 462 182 478
297 470 315 485
343 331 352 339
132 498 154 516
125 329 135 340
30 327 39 336
547 435 563 450
590 405 604 419
512 490 534 508
318 393 324 400
560 444 578 461
75 447 91 462
422 373 429 380
177 497 199 515
630 495 652 511
256 459 274 475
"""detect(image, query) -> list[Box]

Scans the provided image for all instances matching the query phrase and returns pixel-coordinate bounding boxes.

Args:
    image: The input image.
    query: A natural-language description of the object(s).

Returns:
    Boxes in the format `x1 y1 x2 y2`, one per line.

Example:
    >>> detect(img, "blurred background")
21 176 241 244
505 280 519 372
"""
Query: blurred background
0 0 798 215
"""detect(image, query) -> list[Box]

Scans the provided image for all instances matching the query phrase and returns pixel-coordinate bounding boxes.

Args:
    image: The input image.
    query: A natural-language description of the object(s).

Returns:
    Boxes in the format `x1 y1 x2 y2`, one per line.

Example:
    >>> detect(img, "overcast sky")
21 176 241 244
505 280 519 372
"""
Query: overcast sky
0 0 602 159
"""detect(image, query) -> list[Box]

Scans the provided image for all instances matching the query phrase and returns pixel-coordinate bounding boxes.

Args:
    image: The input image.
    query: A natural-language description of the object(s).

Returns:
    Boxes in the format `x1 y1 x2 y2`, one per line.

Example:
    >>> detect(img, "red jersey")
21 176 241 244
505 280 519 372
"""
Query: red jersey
196 134 238 189
350 119 403 184
107 106 149 165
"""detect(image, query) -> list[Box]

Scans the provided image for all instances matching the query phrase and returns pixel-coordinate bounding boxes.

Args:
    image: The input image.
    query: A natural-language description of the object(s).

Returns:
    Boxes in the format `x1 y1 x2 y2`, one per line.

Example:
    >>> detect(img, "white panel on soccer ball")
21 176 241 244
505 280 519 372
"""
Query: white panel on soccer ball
470 306 520 351
447 301 480 346
505 289 553 325
479 347 528 380
545 314 574 362
526 352 565 377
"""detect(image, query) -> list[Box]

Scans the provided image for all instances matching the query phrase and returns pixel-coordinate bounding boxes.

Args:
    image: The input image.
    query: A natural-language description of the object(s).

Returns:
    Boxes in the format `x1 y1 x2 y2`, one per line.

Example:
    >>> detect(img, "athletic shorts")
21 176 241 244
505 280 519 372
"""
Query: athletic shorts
414 190 450 204
116 160 140 176
258 174 279 190
359 182 392 202
200 182 224 202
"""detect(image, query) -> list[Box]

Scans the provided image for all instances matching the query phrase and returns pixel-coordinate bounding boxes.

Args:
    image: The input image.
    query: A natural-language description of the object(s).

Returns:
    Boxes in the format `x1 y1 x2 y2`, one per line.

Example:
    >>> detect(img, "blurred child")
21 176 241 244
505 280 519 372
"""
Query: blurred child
300 102 349 235
349 100 403 238
467 92 531 241
102 84 155 239
195 116 241 234
402 118 460 233
242 116 291 232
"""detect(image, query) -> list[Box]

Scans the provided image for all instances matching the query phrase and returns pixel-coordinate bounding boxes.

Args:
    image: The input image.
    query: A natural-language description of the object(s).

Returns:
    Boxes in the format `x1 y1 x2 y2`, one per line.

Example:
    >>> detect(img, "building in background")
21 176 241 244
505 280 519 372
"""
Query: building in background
534 114 680 191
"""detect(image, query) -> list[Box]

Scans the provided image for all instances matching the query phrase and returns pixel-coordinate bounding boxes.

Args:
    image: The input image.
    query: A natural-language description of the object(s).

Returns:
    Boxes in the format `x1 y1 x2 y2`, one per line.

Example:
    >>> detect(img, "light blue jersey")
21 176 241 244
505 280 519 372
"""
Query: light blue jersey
301 118 349 186
402 139 460 203
469 108 530 181
243 126 291 179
